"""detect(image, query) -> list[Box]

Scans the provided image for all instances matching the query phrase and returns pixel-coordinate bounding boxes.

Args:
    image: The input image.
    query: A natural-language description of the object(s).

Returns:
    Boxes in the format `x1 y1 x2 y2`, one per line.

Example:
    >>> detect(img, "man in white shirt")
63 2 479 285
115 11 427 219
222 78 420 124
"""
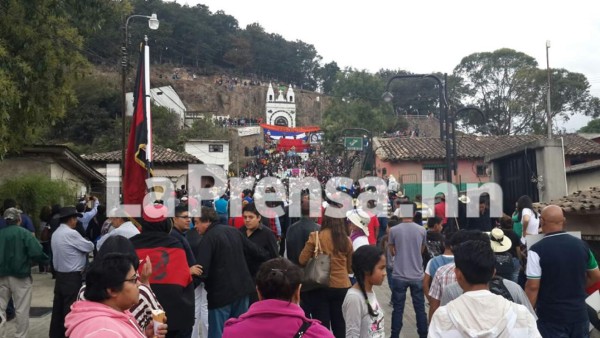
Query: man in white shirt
95 215 139 250
429 240 540 337
49 207 94 338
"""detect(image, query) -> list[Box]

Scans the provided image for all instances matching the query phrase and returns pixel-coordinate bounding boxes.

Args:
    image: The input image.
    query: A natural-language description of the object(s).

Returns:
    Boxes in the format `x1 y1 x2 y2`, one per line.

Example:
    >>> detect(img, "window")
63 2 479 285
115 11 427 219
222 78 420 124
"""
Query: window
423 164 447 181
209 144 223 152
476 164 489 176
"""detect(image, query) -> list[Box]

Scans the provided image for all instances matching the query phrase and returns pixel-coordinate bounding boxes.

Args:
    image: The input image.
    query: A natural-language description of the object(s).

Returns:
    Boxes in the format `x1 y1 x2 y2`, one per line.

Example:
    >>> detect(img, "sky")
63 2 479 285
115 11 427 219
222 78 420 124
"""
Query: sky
175 0 600 132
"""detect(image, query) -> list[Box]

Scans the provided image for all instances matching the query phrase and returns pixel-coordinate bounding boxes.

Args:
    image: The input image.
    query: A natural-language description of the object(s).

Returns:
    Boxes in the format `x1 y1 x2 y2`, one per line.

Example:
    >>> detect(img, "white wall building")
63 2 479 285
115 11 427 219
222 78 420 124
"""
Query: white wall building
266 83 296 127
126 85 186 127
185 140 230 171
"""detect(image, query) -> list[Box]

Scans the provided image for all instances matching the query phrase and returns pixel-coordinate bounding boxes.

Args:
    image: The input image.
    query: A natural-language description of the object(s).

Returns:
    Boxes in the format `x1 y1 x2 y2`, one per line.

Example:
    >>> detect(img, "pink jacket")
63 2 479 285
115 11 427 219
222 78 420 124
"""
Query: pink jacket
65 300 146 338
223 299 334 338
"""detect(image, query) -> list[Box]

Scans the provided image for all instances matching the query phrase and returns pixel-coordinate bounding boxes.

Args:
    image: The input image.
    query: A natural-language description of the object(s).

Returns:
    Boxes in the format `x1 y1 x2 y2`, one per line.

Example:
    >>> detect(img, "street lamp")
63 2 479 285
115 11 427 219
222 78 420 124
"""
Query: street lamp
121 13 159 184
546 40 552 139
450 107 485 173
382 74 451 182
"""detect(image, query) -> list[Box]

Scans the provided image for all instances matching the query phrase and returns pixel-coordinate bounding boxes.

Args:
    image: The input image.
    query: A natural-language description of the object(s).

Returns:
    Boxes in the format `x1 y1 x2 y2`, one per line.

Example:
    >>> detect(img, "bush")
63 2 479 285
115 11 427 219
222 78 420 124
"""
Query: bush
0 175 77 233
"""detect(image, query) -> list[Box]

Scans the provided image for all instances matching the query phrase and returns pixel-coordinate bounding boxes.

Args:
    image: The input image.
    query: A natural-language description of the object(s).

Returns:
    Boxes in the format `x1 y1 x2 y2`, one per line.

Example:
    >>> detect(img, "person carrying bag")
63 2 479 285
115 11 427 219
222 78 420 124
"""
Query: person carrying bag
302 231 331 291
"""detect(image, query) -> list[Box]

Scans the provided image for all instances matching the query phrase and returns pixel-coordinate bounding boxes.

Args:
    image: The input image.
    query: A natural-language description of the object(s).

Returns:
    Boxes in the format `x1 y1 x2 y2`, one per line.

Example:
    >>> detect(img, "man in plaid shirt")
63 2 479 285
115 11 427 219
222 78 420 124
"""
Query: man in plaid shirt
428 230 490 321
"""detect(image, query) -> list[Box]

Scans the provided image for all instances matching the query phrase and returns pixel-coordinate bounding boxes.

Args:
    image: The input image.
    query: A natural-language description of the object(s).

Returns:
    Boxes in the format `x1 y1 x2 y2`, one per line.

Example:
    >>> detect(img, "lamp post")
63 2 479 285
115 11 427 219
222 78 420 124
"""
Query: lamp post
121 14 159 183
451 107 485 173
382 74 452 182
545 40 552 139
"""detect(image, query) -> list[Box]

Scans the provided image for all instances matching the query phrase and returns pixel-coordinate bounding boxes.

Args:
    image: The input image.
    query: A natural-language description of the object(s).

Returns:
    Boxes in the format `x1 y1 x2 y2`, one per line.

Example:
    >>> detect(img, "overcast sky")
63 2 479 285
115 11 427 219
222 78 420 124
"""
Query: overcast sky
176 0 600 131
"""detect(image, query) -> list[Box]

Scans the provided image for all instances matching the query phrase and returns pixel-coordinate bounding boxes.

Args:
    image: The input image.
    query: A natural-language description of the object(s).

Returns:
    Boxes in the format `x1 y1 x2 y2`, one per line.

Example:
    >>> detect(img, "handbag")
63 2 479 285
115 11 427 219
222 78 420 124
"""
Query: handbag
302 231 331 291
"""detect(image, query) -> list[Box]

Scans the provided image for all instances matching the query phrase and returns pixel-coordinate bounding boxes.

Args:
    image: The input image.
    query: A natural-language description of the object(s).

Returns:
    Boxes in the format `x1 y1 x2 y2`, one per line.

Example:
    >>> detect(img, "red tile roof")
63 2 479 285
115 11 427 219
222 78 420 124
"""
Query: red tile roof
374 134 600 161
82 145 201 164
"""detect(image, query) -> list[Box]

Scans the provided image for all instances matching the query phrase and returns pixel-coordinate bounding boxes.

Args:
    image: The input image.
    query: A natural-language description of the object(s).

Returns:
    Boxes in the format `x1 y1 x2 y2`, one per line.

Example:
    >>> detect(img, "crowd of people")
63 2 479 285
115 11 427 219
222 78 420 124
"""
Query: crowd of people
1 180 599 338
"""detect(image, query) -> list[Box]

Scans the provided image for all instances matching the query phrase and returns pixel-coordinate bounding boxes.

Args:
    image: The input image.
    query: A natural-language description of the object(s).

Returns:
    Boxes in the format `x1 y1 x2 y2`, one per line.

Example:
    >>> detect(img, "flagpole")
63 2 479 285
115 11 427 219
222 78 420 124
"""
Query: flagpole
144 35 153 179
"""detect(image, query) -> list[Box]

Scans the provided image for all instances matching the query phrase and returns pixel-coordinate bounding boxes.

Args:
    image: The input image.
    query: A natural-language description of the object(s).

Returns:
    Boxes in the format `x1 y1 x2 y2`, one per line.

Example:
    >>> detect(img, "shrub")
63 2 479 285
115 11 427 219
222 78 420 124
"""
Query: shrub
0 175 77 233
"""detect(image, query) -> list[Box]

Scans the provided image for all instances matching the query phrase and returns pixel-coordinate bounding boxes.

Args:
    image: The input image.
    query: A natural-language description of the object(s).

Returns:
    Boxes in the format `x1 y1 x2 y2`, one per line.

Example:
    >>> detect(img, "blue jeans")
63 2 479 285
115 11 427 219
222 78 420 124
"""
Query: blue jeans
386 267 394 289
391 278 428 338
537 320 589 338
377 216 388 240
207 296 248 338
510 257 520 284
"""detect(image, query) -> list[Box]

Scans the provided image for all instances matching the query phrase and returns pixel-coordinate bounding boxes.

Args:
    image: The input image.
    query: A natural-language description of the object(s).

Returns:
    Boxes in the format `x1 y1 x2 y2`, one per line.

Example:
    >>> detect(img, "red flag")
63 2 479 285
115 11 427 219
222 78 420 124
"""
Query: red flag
124 41 153 205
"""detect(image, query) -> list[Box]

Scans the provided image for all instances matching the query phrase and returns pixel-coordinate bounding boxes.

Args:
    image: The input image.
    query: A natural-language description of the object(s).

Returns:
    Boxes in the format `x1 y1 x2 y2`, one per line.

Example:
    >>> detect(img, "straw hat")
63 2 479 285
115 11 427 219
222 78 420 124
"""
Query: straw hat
346 209 370 236
490 228 512 253
458 194 471 204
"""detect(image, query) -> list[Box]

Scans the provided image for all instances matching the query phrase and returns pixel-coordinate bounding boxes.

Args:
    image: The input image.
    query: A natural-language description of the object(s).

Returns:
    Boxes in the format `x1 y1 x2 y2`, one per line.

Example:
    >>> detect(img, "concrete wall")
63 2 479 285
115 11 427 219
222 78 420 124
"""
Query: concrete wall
185 141 230 171
50 163 89 197
0 156 90 196
535 141 568 202
0 157 50 182
564 213 600 236
375 158 491 183
567 170 600 194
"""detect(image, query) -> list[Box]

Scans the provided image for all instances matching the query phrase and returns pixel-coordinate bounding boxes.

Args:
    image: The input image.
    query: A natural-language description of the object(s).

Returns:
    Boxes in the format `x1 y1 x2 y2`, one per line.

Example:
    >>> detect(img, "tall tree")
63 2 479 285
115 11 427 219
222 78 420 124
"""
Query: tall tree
0 0 89 157
321 69 400 145
453 48 538 135
453 48 600 135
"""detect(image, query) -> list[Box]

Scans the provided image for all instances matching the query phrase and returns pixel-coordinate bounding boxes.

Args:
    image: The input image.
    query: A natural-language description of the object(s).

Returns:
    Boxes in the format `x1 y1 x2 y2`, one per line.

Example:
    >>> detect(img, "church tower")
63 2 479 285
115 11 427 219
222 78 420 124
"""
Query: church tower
265 83 296 127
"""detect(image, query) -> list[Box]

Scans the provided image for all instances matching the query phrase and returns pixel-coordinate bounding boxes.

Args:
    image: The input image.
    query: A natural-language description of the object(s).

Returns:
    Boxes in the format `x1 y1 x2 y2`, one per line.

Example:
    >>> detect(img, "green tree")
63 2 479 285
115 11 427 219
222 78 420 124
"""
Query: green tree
453 48 538 135
453 48 600 135
47 75 121 154
152 106 183 151
0 0 89 157
321 69 399 145
579 119 600 133
317 61 340 95
180 118 229 141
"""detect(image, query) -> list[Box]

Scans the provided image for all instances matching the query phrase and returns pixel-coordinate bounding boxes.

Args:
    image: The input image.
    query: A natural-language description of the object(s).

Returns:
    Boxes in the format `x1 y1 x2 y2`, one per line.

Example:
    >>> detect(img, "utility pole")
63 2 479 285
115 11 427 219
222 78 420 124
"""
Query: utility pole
546 40 552 139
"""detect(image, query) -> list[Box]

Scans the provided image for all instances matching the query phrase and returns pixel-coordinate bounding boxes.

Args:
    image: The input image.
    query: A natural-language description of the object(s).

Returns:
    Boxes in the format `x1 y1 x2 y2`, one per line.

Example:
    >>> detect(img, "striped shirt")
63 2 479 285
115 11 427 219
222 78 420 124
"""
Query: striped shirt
77 284 163 329
428 263 456 301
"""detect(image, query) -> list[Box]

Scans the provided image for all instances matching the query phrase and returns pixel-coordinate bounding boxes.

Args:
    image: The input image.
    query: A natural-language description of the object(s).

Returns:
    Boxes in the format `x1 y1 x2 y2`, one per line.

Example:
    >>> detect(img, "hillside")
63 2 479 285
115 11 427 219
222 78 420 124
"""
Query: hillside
147 65 331 126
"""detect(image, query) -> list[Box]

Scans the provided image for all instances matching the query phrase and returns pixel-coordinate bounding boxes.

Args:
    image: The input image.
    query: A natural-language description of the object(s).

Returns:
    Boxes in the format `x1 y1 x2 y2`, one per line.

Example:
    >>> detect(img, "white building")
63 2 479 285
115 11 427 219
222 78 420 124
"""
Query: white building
185 140 230 171
126 85 186 127
266 83 296 127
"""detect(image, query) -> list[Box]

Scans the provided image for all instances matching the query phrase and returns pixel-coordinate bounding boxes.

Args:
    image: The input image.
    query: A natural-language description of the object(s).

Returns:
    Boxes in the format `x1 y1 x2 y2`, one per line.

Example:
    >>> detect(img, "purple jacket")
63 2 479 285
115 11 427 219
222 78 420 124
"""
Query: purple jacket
222 299 334 338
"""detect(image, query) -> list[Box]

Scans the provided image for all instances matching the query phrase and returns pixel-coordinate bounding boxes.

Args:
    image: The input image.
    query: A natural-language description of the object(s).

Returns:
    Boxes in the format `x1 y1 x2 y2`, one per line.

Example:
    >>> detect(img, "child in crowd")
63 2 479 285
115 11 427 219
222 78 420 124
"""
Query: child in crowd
342 245 386 338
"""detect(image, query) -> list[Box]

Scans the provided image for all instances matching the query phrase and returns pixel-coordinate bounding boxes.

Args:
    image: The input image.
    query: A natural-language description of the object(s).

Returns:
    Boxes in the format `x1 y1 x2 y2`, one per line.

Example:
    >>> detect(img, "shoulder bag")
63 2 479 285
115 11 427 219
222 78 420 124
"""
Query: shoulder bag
302 231 331 291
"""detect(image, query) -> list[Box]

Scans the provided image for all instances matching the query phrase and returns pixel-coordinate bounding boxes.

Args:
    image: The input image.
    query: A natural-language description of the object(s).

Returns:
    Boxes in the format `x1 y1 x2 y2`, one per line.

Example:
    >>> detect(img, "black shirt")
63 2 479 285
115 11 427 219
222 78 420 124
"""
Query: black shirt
240 224 279 279
286 217 320 265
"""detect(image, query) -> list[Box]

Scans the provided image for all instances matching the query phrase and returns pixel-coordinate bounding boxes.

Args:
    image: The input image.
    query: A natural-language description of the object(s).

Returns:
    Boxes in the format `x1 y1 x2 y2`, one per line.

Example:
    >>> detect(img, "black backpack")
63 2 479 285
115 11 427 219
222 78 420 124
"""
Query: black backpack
488 276 513 302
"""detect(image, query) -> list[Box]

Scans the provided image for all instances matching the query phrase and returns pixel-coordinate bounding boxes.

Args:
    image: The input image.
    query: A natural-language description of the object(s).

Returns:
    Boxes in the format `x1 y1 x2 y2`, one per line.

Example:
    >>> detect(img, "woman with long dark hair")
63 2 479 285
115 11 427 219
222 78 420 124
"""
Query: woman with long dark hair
299 214 353 338
516 195 539 244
